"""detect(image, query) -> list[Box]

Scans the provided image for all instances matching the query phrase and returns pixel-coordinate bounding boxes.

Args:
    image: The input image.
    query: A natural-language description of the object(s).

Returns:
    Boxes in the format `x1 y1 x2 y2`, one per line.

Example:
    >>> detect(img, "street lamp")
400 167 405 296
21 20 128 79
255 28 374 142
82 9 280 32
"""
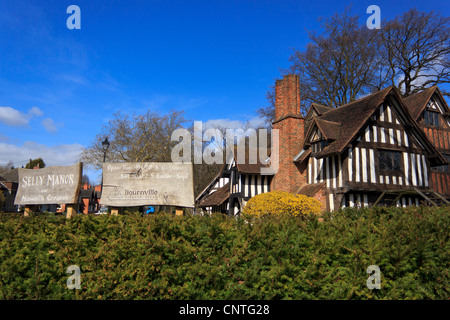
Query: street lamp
101 137 110 162
100 137 110 209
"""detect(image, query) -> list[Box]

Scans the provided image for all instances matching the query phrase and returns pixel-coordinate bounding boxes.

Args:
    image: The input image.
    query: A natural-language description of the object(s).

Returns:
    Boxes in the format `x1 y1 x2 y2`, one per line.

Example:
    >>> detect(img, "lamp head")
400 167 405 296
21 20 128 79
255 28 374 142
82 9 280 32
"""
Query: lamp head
101 137 110 152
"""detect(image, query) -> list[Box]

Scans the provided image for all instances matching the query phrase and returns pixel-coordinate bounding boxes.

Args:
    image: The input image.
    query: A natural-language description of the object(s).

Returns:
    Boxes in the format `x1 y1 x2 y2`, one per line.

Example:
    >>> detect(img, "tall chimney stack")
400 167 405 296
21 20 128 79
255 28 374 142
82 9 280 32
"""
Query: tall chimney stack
270 74 306 192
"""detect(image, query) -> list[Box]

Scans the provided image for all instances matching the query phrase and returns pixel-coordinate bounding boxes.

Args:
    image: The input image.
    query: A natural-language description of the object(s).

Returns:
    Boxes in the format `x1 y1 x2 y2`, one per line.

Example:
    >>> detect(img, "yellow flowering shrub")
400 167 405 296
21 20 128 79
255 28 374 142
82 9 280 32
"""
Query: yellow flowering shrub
242 190 322 217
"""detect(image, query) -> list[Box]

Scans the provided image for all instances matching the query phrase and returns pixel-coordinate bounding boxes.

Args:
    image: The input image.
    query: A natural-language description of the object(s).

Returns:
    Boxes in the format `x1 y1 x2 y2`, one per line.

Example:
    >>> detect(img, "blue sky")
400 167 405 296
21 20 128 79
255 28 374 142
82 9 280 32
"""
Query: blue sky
1 0 449 182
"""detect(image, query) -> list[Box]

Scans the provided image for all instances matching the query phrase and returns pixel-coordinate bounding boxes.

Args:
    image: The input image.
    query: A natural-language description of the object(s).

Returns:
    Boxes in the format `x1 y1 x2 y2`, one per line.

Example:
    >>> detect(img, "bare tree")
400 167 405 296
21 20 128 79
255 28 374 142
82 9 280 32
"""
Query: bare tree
80 108 225 197
258 9 387 123
381 9 450 97
0 160 14 174
257 8 450 125
80 109 189 169
287 9 387 109
256 86 276 128
192 120 271 196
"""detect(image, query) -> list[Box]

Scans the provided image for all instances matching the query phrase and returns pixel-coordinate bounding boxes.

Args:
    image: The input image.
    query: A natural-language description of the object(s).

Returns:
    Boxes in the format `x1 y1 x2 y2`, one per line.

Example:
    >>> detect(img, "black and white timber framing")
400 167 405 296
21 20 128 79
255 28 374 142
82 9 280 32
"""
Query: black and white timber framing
196 84 450 215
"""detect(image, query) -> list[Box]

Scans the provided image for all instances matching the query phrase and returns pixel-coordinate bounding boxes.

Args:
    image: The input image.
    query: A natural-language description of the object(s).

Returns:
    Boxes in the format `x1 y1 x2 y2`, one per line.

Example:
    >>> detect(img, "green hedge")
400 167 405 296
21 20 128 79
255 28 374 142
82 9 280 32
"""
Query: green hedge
0 206 448 299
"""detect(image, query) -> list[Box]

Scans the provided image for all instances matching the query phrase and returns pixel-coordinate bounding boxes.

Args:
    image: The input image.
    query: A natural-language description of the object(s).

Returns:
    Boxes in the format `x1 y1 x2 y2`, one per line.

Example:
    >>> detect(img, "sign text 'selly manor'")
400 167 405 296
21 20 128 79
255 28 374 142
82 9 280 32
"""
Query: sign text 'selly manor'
14 163 82 206
21 174 76 187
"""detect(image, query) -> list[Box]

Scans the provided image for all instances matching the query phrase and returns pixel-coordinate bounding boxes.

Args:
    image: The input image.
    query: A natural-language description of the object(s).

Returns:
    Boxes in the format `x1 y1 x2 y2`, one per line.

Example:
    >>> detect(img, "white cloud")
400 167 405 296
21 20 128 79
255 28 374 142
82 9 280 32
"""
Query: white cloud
0 106 29 126
0 141 83 168
29 106 43 117
41 117 58 133
0 106 44 127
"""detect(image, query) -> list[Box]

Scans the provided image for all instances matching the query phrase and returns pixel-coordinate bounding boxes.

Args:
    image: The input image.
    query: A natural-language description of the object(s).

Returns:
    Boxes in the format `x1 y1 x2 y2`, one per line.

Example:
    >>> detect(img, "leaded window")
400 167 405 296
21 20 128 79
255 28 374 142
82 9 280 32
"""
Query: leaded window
424 110 440 127
378 149 401 171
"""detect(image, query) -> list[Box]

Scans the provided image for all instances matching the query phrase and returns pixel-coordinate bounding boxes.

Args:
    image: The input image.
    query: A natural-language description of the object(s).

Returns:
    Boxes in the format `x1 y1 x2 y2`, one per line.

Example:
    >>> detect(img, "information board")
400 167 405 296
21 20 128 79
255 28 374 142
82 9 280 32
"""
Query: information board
14 163 82 205
100 162 195 208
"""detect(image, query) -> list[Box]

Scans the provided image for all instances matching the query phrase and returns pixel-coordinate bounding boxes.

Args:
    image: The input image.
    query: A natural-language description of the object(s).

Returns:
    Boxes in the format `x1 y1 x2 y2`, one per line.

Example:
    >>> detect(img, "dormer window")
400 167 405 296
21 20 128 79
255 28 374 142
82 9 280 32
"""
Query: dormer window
312 140 329 153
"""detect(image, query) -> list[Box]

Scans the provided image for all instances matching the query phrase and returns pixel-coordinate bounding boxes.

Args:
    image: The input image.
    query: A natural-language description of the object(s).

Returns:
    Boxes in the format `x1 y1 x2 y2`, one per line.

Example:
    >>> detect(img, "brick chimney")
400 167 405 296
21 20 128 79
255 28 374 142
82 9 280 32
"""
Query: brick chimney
270 74 306 192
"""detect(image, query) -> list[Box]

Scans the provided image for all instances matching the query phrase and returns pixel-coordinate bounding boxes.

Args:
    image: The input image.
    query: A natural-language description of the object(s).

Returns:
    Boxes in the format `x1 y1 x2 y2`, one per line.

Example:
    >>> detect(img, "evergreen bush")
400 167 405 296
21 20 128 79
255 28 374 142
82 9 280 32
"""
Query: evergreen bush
0 206 448 299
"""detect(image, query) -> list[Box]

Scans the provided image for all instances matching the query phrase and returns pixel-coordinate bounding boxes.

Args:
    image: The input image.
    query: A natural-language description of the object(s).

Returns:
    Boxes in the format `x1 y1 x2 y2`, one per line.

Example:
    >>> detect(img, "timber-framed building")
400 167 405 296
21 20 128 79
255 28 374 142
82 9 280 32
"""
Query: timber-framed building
196 75 450 215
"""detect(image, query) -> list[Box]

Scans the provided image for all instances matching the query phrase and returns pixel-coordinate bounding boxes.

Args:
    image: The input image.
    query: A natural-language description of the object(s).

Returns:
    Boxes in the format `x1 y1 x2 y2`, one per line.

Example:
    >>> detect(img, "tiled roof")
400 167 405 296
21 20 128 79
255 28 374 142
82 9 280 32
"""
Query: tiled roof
0 168 19 183
296 183 326 197
236 158 271 174
304 103 333 135
403 86 450 121
232 147 273 174
312 103 333 115
403 87 437 120
294 148 311 164
313 86 394 157
314 118 341 140
305 85 446 166
195 163 226 201
79 188 94 199
198 182 230 207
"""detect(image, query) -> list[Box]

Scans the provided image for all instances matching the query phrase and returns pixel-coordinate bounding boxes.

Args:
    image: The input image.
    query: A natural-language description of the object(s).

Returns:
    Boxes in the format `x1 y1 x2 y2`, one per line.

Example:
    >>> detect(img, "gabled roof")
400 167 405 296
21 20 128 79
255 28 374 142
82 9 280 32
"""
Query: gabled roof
403 86 449 120
196 146 273 203
306 86 446 166
311 103 334 115
304 103 333 134
198 182 229 207
314 118 341 141
312 86 394 157
195 163 226 201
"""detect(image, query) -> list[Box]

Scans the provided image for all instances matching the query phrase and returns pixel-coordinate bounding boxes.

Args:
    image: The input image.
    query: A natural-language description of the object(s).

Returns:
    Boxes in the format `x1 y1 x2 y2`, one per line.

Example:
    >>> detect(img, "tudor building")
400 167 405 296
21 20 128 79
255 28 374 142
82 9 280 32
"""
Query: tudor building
300 84 447 210
196 151 274 216
196 74 449 215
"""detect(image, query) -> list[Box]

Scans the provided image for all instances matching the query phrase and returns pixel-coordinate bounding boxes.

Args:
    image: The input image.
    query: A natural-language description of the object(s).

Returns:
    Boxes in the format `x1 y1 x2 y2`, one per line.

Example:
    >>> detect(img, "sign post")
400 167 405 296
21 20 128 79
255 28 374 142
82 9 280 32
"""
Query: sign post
100 162 195 212
66 204 78 219
24 205 36 217
14 163 82 218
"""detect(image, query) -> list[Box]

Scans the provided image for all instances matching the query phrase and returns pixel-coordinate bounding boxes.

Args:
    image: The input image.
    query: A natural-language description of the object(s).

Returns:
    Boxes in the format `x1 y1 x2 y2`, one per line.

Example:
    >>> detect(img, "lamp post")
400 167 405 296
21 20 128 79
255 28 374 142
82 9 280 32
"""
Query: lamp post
100 138 110 209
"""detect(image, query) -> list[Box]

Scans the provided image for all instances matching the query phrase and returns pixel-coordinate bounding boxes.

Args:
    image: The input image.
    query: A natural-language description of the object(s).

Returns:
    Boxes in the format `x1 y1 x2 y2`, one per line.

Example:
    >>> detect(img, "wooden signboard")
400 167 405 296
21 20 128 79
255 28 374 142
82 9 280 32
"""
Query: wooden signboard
14 163 82 205
100 162 195 208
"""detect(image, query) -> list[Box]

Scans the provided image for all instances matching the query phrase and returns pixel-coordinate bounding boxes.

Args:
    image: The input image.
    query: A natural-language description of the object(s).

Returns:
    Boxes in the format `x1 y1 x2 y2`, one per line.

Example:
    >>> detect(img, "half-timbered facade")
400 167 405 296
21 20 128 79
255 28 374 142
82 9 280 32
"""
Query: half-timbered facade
228 152 274 215
196 164 230 214
404 87 450 199
196 74 449 215
299 85 447 211
196 152 274 216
